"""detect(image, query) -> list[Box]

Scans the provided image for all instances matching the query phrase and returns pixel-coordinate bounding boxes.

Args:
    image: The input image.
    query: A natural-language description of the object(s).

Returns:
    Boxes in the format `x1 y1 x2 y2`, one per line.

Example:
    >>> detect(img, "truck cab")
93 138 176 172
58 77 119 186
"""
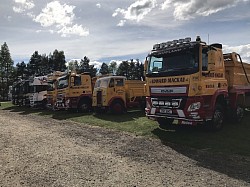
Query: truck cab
29 76 48 108
92 76 145 114
144 36 250 130
55 72 92 112
46 71 65 110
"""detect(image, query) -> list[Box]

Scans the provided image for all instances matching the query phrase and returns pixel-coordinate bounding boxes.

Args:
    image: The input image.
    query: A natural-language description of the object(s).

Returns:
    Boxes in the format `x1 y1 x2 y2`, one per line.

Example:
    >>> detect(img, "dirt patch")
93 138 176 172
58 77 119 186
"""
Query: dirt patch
0 109 249 187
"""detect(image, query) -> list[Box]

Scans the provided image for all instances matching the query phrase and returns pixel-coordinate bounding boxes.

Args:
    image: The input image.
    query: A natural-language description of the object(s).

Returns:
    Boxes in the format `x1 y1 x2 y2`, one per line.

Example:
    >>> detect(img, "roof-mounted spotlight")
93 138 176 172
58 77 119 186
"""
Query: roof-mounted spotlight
153 43 160 50
178 39 184 43
196 36 201 42
173 40 178 44
184 37 191 42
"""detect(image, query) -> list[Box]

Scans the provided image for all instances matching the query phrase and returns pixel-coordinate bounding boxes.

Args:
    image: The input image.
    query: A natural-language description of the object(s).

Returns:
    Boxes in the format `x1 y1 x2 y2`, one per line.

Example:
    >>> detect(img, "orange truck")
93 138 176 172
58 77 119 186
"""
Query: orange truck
92 76 146 114
46 71 65 110
144 36 250 130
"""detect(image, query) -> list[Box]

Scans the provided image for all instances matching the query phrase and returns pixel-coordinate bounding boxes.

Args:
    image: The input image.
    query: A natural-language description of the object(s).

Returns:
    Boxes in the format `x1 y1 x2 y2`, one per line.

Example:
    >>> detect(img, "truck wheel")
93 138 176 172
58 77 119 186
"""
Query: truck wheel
42 99 47 109
111 101 125 114
157 118 174 130
78 100 91 113
232 105 244 123
207 104 224 131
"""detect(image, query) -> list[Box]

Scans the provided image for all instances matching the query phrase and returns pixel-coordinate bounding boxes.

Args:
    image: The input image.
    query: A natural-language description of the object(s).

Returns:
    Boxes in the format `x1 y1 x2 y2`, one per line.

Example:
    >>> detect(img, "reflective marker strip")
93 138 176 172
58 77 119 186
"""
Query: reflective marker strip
177 110 185 117
151 108 156 114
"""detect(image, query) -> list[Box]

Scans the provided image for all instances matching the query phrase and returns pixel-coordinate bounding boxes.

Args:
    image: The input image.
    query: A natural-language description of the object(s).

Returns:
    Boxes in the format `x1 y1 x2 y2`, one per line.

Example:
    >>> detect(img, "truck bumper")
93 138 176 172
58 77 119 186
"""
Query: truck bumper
145 96 213 125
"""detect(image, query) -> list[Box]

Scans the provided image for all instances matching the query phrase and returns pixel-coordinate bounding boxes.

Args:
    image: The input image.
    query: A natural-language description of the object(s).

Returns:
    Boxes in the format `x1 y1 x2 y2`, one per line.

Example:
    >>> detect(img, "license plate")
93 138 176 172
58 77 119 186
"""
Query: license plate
160 108 172 114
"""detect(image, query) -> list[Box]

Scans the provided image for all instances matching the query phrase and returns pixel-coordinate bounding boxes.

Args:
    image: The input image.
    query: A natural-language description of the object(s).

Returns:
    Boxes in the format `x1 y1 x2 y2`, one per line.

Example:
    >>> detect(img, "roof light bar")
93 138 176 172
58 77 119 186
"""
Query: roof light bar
152 37 192 50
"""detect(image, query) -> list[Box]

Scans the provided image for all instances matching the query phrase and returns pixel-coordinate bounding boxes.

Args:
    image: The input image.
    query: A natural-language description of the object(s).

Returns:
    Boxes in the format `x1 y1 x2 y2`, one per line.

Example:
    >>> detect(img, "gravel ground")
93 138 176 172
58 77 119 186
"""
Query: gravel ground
0 109 249 187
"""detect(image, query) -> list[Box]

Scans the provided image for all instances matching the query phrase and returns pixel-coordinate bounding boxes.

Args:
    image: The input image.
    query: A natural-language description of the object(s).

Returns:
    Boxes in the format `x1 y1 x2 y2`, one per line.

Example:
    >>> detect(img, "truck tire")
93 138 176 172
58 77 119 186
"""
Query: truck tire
207 104 224 131
110 101 125 114
232 105 244 123
42 99 47 109
78 99 91 113
157 118 174 130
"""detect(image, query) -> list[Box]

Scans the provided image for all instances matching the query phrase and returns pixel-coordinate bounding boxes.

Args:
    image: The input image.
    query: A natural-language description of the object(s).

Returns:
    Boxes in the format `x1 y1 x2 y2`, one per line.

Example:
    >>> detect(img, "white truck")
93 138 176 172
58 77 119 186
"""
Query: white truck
29 76 48 108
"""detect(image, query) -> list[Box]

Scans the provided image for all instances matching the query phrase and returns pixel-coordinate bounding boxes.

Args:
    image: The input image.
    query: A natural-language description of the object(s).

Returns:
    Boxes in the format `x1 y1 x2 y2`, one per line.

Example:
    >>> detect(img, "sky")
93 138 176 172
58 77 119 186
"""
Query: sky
1 0 250 69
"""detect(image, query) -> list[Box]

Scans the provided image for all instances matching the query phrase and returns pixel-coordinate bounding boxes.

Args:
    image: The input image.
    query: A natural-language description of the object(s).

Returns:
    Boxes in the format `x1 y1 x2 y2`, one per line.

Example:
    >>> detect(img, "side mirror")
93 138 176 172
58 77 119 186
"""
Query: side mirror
70 76 74 86
144 59 148 71
144 59 148 76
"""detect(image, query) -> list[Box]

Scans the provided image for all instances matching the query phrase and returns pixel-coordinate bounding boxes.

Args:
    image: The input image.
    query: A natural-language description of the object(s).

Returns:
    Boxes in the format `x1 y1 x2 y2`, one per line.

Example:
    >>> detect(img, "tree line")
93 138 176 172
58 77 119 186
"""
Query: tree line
0 42 144 101
68 58 144 80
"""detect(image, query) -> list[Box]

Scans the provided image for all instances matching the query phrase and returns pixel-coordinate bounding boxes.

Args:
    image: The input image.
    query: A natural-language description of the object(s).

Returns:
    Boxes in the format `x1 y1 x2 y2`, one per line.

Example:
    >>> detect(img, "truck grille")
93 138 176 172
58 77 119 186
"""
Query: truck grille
151 97 187 109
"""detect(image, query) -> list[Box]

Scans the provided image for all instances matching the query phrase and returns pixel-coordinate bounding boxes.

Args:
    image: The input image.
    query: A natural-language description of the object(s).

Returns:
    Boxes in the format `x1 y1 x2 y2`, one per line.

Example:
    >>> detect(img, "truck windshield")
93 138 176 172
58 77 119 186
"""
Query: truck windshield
29 85 47 93
58 76 69 89
147 45 199 77
95 78 109 88
47 81 55 91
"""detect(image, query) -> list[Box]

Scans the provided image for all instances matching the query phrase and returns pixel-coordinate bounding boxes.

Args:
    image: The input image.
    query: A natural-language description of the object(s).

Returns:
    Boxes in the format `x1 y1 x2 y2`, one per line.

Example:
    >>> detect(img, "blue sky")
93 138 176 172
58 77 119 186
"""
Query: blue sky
1 0 250 69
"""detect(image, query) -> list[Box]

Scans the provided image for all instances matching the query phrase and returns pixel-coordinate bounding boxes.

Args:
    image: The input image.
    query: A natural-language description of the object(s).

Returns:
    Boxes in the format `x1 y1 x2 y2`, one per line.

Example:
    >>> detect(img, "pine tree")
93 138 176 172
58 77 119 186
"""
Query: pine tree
27 51 42 76
108 61 117 75
116 61 129 78
0 42 14 101
50 50 67 72
99 63 109 75
16 61 27 79
79 56 97 77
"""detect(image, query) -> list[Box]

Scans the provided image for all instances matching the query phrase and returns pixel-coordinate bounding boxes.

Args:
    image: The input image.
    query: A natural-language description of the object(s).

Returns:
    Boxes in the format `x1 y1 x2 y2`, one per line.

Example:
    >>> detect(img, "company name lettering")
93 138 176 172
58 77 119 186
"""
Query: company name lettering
151 77 186 84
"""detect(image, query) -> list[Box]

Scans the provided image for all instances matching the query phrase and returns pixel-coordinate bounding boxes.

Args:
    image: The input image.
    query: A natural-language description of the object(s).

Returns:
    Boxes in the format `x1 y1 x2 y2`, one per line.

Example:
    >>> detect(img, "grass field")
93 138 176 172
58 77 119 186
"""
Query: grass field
1 102 250 157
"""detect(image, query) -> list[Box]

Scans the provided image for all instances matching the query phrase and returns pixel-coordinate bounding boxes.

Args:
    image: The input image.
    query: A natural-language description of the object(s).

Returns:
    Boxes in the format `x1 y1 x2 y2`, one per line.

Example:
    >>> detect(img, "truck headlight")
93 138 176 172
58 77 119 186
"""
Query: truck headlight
66 99 70 104
152 100 158 106
172 101 179 107
188 102 201 112
165 101 171 107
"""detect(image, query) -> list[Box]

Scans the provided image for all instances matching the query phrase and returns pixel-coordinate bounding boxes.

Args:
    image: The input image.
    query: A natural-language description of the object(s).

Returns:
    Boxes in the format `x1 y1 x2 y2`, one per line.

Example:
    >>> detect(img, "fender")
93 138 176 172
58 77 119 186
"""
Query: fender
203 89 228 119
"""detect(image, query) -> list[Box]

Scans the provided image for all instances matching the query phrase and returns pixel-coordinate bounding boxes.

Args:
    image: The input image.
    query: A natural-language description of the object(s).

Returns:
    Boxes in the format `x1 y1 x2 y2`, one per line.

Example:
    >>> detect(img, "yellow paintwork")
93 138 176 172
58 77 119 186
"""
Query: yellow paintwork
145 46 238 99
47 71 65 106
60 73 92 98
224 52 250 88
92 76 145 108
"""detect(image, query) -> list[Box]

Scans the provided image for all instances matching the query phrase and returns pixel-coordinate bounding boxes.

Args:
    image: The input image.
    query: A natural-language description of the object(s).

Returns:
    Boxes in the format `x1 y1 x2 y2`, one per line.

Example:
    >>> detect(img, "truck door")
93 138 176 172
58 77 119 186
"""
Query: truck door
114 78 126 101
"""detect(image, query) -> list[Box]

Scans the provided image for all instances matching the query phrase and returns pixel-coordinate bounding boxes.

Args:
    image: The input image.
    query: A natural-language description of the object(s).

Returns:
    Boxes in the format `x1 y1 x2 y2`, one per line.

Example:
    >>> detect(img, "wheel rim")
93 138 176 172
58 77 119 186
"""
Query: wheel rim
213 109 223 129
80 103 89 111
236 106 244 121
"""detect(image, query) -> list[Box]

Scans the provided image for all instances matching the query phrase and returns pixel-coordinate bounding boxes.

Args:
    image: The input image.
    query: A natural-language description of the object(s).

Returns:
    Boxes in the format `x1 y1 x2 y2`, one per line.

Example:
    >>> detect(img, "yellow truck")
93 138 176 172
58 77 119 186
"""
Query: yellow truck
55 71 93 112
92 76 146 114
144 36 250 130
46 71 65 110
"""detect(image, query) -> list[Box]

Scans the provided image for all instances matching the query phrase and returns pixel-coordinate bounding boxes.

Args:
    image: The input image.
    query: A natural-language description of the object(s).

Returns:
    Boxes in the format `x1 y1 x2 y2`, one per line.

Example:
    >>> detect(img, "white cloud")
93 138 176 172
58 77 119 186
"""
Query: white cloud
113 0 157 25
34 1 75 27
161 0 171 10
223 44 250 62
117 20 126 27
90 61 103 70
33 1 89 37
96 3 101 8
161 0 250 20
13 0 35 13
58 24 89 37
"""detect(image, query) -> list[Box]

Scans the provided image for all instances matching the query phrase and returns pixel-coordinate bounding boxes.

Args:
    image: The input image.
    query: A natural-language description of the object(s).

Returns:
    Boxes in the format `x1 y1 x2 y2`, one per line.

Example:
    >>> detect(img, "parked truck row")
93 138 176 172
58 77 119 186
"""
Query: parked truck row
11 72 146 114
10 36 250 131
